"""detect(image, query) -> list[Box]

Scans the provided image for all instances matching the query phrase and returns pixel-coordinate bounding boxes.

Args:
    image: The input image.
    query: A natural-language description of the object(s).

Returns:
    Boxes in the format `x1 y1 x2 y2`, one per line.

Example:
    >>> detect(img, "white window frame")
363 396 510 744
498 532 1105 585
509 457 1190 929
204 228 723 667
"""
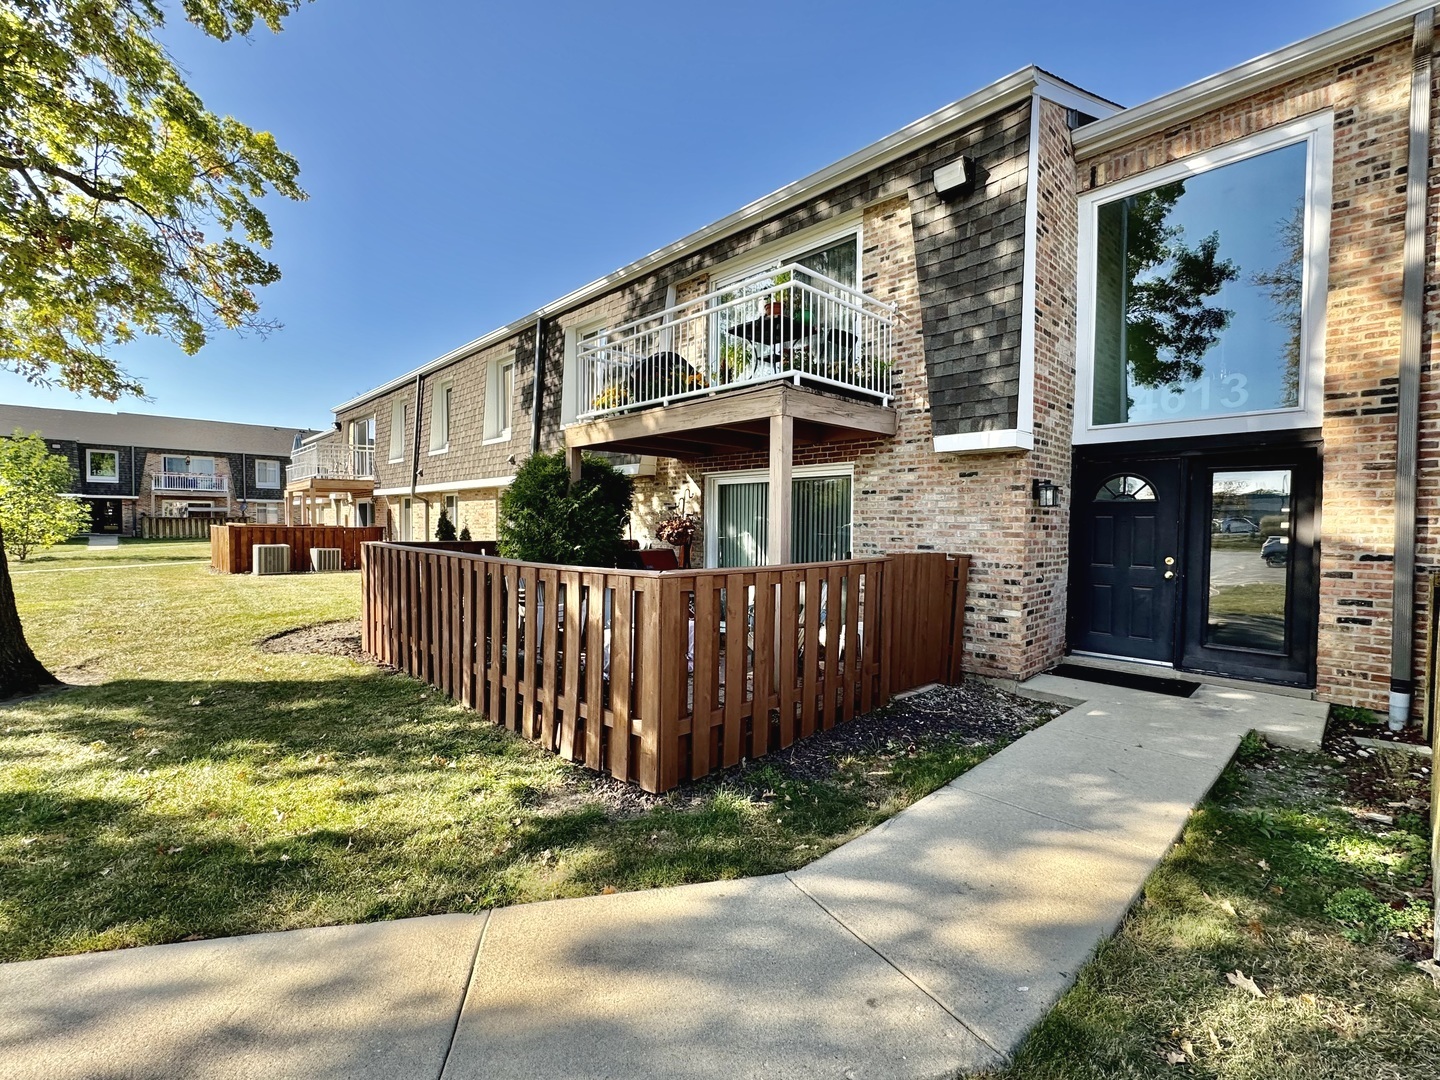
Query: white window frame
86 448 120 483
484 357 515 443
703 463 855 568
254 459 281 487
388 399 406 463
710 213 863 290
1074 113 1332 445
164 454 215 474
429 381 452 454
562 318 608 428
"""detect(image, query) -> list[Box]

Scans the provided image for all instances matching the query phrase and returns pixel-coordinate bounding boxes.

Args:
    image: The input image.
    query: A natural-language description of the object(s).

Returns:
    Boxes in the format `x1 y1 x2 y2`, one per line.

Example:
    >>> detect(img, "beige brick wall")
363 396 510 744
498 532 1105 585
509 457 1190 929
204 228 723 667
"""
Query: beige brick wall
1075 37 1431 712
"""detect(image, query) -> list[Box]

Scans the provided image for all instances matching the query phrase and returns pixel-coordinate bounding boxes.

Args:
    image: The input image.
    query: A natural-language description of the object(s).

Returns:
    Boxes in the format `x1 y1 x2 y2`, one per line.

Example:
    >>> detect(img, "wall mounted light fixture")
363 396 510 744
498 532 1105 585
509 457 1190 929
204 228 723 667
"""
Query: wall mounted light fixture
1032 478 1060 508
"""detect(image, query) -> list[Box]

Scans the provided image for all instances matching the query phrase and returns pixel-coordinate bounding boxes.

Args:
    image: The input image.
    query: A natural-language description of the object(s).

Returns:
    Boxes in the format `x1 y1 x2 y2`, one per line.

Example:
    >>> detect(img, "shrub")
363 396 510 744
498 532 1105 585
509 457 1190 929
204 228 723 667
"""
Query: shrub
434 506 457 541
498 451 633 566
458 523 471 542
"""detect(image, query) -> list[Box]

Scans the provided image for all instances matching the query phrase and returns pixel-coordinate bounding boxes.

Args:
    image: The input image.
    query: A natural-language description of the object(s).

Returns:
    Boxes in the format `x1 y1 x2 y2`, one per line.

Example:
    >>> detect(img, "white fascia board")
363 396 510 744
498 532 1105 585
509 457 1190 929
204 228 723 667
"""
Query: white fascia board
64 492 139 500
1072 0 1428 157
333 67 1118 417
932 429 1035 454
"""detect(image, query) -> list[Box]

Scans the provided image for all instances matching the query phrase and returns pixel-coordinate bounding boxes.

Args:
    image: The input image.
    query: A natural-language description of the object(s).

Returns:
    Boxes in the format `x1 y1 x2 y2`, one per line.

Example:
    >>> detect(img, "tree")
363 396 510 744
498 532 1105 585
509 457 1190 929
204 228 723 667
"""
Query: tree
0 0 307 697
0 430 91 561
498 452 633 567
1251 201 1305 408
434 505 456 541
1118 182 1239 389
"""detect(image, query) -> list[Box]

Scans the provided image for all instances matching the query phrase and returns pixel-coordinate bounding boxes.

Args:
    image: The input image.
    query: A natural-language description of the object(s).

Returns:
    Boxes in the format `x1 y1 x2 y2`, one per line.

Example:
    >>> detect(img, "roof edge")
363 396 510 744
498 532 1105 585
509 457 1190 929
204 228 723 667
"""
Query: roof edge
332 67 1119 415
1072 0 1430 157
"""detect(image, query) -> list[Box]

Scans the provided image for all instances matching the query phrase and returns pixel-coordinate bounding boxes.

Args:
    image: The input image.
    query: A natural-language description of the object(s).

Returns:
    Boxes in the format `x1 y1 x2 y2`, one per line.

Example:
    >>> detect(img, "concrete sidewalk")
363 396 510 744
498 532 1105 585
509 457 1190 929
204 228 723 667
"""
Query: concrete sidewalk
0 677 1325 1080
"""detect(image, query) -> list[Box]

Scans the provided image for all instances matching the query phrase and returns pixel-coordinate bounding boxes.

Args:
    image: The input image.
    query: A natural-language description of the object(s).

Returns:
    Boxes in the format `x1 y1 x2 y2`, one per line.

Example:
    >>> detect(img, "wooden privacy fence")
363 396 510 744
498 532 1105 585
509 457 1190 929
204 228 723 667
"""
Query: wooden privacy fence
210 524 384 573
142 516 220 540
362 544 969 793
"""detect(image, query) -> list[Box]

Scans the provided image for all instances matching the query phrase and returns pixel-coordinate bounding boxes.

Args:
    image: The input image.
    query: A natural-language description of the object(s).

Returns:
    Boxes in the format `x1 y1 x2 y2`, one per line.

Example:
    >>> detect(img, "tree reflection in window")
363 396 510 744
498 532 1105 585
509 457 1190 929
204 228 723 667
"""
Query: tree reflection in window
1111 182 1239 389
1095 475 1157 502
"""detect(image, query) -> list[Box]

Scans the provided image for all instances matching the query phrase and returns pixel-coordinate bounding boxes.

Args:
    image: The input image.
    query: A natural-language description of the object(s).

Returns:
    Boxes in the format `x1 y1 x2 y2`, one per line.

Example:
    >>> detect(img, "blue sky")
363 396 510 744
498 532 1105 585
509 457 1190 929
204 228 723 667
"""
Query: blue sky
1 0 1375 427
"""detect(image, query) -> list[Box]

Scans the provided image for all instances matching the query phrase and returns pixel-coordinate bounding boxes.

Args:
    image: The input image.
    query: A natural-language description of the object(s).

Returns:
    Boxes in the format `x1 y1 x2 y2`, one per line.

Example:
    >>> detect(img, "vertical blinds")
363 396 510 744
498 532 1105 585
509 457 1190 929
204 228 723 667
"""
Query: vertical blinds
714 474 852 568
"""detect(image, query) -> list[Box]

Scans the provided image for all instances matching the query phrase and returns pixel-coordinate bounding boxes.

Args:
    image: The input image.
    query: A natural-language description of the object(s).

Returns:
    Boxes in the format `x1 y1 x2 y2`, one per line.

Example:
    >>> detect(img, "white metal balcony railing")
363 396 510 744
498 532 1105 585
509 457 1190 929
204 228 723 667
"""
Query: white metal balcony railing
151 472 229 493
285 444 376 485
576 263 896 420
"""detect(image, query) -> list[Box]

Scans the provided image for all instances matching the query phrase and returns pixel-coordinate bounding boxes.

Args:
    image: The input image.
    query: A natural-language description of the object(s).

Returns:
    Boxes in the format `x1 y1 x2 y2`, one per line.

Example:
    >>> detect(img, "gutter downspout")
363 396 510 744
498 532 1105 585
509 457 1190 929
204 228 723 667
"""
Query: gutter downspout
409 373 425 500
530 318 544 456
1389 7 1434 731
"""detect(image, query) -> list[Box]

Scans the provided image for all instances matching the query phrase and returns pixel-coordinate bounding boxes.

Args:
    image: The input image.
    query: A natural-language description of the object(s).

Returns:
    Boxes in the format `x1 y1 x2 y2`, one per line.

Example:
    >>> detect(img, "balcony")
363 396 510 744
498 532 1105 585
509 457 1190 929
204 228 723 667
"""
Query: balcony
286 444 376 486
575 263 895 421
152 472 229 494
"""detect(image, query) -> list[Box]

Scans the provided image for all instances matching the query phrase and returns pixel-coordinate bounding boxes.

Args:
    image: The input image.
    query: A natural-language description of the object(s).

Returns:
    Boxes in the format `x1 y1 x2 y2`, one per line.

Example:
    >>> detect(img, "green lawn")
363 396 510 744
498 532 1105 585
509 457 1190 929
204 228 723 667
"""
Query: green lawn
982 737 1438 1080
1 555 1031 962
11 538 211 571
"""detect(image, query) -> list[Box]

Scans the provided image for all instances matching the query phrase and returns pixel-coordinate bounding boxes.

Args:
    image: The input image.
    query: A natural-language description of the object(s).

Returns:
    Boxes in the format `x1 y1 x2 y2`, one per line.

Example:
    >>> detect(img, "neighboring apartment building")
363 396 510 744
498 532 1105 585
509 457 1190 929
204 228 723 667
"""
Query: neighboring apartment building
0 405 314 533
317 1 1440 722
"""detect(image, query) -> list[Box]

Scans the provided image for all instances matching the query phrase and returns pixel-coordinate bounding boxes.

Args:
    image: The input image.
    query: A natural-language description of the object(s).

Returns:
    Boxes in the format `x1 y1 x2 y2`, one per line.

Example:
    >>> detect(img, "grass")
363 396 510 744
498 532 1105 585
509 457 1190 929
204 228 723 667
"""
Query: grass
1 553 1022 962
980 736 1438 1080
1210 582 1287 617
11 538 211 571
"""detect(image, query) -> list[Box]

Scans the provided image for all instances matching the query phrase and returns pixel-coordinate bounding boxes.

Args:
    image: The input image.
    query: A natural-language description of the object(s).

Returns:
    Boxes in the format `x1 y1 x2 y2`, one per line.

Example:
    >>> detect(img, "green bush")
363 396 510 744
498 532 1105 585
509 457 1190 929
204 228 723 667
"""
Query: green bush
497 451 633 566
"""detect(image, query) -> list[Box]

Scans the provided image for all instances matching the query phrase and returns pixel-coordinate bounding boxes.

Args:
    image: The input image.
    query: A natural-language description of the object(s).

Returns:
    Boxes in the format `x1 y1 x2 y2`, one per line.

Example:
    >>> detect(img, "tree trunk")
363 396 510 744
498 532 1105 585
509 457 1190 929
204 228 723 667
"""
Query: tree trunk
0 527 57 699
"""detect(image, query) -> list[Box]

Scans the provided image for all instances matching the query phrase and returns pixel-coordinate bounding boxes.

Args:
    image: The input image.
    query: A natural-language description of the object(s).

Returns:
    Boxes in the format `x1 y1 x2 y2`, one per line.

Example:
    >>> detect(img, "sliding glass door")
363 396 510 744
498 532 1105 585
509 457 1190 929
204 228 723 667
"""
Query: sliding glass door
710 471 853 568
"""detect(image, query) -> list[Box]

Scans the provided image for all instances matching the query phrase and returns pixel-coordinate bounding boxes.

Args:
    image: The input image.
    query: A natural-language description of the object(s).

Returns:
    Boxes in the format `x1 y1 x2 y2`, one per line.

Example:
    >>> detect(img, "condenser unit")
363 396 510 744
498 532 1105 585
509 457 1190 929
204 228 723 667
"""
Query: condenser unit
252 544 291 576
310 547 343 573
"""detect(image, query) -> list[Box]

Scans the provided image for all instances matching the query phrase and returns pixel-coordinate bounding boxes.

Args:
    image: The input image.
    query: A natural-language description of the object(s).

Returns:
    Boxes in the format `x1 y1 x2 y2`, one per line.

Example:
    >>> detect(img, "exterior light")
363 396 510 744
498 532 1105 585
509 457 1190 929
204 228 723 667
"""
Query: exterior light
1033 478 1061 508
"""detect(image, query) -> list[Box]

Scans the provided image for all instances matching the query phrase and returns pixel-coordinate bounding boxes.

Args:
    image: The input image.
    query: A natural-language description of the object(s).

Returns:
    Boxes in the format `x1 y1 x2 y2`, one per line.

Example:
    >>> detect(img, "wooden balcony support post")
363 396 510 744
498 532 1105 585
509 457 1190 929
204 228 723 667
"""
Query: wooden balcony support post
767 412 793 566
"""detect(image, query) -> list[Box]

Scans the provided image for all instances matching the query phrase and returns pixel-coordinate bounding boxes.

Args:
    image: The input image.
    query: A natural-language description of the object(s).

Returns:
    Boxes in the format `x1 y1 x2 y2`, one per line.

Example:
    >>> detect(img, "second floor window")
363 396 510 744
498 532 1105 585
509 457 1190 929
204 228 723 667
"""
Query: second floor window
389 399 406 462
430 381 452 452
86 449 119 482
486 359 514 441
255 459 281 487
164 455 214 475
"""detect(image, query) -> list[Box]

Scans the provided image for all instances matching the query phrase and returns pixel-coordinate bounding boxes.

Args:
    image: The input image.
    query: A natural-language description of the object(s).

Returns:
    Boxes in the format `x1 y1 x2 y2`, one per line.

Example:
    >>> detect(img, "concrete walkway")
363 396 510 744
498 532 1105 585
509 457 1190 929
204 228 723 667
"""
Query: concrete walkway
0 676 1325 1080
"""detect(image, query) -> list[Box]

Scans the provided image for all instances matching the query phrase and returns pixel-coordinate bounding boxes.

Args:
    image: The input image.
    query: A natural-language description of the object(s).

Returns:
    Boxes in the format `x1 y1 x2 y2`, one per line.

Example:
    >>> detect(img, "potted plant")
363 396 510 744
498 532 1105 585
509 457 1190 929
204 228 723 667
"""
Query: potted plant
655 507 698 568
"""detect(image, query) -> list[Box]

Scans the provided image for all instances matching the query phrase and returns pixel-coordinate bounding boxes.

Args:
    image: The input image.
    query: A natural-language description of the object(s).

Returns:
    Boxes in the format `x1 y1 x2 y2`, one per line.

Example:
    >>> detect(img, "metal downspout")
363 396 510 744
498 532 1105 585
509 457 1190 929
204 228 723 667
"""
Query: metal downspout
530 318 544 456
1389 8 1435 730
409 373 424 500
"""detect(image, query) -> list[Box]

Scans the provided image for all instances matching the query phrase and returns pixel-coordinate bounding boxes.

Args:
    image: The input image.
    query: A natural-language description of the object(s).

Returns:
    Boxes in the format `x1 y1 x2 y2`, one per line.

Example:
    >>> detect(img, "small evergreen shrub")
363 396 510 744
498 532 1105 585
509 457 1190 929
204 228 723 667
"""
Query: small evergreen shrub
434 506 457 541
458 523 471 542
498 451 633 566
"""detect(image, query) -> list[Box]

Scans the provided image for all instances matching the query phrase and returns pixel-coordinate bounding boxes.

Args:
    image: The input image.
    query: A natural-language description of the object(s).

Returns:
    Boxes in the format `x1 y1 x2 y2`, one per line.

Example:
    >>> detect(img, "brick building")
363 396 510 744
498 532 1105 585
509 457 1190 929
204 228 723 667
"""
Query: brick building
319 2 1440 723
0 405 313 534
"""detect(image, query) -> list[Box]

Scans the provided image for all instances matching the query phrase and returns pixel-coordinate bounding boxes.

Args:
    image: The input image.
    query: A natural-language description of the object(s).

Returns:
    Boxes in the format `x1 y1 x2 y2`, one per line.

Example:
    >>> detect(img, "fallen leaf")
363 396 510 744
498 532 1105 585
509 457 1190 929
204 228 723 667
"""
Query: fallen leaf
166 845 183 855
1180 1039 1194 1056
1226 969 1266 998
1416 959 1440 990
601 885 617 895
1164 1050 1187 1065
1257 859 1270 871
1300 993 1318 1006
1219 898 1238 917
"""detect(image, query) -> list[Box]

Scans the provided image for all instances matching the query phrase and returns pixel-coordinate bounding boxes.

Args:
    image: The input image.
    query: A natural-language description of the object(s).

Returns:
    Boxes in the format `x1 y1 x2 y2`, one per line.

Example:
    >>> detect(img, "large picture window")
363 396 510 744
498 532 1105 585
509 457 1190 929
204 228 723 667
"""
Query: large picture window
86 449 119 482
1077 118 1330 442
705 467 853 568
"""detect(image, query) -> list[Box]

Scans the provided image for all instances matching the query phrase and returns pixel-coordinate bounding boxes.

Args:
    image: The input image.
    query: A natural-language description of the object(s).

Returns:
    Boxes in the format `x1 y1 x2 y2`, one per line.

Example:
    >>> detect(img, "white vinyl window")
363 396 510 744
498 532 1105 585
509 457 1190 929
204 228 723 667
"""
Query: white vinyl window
704 465 854 568
254 459 281 487
485 358 515 442
388 399 406 462
164 454 215 474
86 448 119 482
1075 115 1332 444
429 381 452 453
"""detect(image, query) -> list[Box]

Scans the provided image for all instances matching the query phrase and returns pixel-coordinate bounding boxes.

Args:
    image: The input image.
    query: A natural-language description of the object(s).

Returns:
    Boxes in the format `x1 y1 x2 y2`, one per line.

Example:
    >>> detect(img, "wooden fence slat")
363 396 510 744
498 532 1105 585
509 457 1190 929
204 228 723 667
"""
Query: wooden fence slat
722 575 746 768
653 576 683 792
842 564 861 725
777 571 799 749
799 568 822 739
559 570 582 760
540 569 560 751
752 571 775 758
823 563 844 730
609 576 634 782
583 574 605 769
691 578 717 779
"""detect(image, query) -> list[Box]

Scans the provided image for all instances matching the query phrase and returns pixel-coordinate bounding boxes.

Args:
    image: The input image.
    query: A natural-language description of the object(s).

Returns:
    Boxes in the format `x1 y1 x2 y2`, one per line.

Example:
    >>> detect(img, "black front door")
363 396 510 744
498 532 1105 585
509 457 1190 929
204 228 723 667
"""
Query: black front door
1070 459 1182 663
87 498 123 533
1069 445 1319 687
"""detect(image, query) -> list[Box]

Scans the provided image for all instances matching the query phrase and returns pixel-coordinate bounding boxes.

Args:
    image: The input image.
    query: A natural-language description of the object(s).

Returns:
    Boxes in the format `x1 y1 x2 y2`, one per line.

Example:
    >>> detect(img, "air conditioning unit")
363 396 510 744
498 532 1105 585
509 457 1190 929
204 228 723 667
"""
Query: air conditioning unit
252 544 291 576
310 547 343 573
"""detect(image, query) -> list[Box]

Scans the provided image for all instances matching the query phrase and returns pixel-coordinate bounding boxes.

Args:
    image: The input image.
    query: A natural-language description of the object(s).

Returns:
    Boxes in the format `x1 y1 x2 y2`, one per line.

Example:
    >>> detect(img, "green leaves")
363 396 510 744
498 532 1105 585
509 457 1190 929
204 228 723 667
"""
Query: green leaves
0 429 90 560
0 1 309 399
498 452 634 567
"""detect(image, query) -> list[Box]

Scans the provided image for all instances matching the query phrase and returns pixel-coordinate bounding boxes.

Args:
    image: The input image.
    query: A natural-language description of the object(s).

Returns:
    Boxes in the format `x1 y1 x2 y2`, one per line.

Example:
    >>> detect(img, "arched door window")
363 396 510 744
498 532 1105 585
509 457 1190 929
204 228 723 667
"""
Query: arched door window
1095 474 1156 502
